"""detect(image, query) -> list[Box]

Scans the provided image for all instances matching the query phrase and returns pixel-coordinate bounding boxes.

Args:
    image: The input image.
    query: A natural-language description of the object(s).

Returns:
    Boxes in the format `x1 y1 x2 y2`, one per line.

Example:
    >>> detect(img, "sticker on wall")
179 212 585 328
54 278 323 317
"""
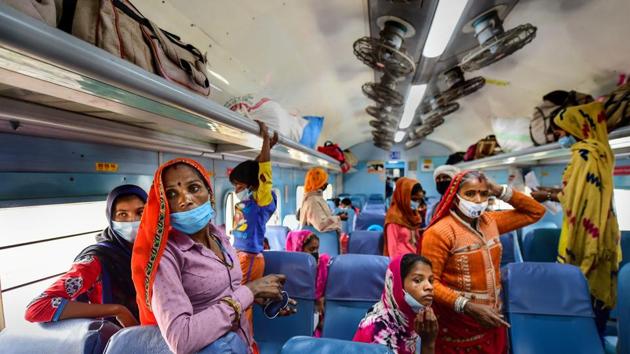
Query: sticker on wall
96 162 119 172
367 160 384 174
420 159 433 171
408 160 418 171
614 166 630 176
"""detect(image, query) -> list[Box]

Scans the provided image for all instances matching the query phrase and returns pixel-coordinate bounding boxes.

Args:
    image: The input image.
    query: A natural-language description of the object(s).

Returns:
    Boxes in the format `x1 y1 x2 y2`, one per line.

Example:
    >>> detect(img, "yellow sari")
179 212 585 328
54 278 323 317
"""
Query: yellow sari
555 101 622 308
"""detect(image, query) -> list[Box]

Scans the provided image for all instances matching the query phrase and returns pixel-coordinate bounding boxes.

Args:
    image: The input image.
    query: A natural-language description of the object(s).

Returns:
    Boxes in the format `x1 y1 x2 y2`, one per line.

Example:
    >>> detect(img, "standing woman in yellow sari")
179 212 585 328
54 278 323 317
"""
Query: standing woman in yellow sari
532 101 622 336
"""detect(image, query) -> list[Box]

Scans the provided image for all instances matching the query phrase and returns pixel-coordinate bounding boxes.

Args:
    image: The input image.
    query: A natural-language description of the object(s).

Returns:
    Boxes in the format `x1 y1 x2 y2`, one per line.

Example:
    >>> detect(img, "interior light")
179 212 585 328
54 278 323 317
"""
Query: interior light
422 0 469 58
394 131 406 143
398 84 427 129
207 68 230 85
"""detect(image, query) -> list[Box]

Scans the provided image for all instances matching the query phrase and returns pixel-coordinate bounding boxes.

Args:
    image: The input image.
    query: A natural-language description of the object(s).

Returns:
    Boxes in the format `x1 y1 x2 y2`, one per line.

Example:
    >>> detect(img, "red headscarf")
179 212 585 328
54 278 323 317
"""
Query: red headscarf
427 170 471 227
385 177 422 229
131 158 214 325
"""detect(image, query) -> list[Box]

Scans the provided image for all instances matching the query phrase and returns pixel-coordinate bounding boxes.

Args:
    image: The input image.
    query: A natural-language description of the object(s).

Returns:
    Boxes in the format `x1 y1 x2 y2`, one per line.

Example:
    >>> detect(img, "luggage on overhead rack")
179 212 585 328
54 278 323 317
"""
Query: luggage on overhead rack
529 90 593 146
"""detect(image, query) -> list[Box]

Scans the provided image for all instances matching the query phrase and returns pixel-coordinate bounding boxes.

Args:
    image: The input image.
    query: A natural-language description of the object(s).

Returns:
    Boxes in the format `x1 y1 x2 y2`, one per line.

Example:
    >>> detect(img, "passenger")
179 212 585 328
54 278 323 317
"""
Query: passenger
229 121 278 330
285 230 330 336
25 185 147 327
421 171 545 353
332 197 341 209
131 158 291 354
531 101 622 335
384 177 424 258
354 254 438 354
425 165 460 223
299 167 346 232
340 197 360 215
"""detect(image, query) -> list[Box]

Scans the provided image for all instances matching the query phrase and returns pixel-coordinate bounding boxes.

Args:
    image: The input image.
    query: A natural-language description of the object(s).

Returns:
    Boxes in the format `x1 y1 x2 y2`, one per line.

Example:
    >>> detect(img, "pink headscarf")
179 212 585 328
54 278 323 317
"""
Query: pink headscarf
285 230 330 299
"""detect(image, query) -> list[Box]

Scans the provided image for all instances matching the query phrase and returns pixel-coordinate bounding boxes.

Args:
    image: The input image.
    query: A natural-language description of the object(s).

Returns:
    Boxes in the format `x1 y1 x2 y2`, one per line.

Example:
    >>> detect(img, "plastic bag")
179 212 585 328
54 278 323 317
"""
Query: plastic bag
491 117 533 153
300 116 324 149
225 95 308 141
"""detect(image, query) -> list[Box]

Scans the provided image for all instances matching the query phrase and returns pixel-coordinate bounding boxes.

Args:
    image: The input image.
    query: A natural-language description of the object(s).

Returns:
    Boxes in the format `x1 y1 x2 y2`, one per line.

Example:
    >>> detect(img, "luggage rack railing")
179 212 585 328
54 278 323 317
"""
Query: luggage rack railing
456 126 630 170
0 4 339 171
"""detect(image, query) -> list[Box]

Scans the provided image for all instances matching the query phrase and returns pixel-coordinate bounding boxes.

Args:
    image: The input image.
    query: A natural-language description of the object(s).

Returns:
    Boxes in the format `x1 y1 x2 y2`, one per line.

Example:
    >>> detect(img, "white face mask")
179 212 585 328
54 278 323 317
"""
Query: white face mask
456 197 488 219
111 220 140 243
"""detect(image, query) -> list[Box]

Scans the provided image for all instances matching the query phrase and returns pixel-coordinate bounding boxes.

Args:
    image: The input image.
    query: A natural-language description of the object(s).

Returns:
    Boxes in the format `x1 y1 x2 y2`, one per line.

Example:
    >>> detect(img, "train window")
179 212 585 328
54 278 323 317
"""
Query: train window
224 188 283 243
614 189 630 230
0 201 106 328
295 184 334 210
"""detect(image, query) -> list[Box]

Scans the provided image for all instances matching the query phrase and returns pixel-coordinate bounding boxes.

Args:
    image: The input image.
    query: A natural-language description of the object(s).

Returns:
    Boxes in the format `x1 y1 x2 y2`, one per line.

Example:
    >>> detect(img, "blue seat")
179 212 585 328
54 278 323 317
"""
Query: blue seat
0 319 119 354
348 231 384 255
363 203 386 214
103 325 246 354
368 194 385 203
265 225 290 251
355 212 385 231
326 199 336 212
499 231 523 266
621 231 630 269
350 196 364 211
518 221 558 248
502 262 604 354
301 225 339 256
322 254 389 340
522 228 561 262
341 208 356 235
280 336 393 354
253 252 318 354
604 264 630 354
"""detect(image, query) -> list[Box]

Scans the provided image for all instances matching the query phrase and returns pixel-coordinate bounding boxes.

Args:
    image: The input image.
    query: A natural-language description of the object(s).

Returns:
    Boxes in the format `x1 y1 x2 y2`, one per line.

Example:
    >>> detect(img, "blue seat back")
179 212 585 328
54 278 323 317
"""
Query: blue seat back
499 231 523 266
265 225 289 251
280 336 393 354
326 199 335 212
341 208 356 235
621 231 630 269
253 252 317 354
502 262 604 354
301 225 339 256
322 254 389 340
103 325 246 354
522 228 560 262
618 264 630 354
363 203 386 214
368 194 385 203
348 231 384 255
350 196 364 211
355 212 385 231
0 319 119 354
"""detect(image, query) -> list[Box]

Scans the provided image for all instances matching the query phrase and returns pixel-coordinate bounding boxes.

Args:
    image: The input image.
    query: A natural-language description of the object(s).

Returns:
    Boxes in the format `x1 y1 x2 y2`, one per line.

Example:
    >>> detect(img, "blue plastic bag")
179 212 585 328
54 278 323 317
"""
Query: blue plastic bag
300 116 324 149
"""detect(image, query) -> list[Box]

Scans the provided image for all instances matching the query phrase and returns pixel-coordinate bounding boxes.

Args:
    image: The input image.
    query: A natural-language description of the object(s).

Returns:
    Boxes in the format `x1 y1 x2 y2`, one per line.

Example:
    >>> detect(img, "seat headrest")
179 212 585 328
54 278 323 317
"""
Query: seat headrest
348 231 383 255
263 251 317 299
502 262 593 317
325 254 389 301
280 336 392 354
356 212 385 230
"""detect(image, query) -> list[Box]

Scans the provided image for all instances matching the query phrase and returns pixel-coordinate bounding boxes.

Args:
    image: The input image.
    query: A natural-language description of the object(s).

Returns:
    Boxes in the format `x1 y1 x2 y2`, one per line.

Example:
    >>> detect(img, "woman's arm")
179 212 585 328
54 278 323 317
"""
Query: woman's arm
305 198 342 232
152 254 254 354
420 228 460 308
487 187 546 235
24 256 136 326
254 120 278 163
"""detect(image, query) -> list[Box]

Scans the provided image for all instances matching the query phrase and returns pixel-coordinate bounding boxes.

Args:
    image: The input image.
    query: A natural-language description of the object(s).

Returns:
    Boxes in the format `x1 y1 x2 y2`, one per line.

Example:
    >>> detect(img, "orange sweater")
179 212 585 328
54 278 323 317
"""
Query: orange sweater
421 191 545 310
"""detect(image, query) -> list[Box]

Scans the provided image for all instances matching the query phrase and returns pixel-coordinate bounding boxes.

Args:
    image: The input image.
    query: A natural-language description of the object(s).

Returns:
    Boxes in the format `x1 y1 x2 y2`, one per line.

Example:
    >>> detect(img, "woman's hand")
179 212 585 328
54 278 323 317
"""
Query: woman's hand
531 187 561 203
277 298 298 316
464 302 510 329
415 307 438 342
486 180 504 197
113 305 139 328
255 120 279 148
339 213 349 221
245 274 286 301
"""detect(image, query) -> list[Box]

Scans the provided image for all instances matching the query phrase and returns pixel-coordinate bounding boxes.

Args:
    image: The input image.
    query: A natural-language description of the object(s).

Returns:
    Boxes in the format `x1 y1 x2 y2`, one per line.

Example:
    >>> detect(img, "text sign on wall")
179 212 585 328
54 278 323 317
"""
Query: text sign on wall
390 151 400 160
614 166 630 176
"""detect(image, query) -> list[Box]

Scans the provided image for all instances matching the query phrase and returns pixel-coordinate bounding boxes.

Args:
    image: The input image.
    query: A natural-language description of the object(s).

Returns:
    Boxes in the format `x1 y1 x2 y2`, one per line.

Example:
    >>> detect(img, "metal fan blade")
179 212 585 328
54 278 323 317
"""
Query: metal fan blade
422 102 460 122
439 76 486 102
352 39 415 78
366 105 393 120
362 82 404 107
460 23 537 72
404 138 423 150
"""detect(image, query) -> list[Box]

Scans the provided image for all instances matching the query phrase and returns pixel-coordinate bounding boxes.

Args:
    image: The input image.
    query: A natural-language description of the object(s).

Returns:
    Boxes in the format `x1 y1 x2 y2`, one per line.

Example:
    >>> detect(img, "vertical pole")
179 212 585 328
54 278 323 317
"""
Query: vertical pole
0 275 6 331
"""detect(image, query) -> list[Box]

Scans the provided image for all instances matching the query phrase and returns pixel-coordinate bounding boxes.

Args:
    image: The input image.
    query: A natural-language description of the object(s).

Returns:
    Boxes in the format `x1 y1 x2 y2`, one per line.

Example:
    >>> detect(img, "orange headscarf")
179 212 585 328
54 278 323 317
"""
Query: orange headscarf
131 158 214 325
385 177 422 229
304 167 329 193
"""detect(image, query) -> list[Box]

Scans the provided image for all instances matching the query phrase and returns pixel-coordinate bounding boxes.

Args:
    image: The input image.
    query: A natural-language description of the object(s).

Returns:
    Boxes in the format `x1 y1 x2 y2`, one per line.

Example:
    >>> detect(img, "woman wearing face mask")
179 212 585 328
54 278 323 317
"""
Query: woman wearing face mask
299 167 346 232
132 158 289 354
425 165 460 223
229 121 278 285
531 102 622 336
25 184 147 327
354 254 438 354
285 230 330 336
421 171 544 353
384 178 424 258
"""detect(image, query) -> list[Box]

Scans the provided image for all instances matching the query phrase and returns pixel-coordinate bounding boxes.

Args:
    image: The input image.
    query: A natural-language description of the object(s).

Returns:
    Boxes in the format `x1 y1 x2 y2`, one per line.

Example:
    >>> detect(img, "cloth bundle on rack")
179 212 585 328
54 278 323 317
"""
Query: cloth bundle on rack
317 141 351 173
529 90 593 146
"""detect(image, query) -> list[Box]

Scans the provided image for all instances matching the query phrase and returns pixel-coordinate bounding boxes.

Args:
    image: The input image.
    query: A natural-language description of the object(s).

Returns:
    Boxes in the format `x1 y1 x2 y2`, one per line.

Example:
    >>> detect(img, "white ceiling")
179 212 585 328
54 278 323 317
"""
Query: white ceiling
133 0 630 153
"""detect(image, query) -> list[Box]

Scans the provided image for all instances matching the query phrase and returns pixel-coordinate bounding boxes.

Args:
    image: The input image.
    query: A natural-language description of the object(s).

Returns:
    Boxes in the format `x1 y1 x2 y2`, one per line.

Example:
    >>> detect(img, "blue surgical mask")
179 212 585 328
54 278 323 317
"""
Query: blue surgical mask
111 220 140 243
235 188 250 201
558 135 577 149
170 201 215 235
404 291 424 313
410 200 420 210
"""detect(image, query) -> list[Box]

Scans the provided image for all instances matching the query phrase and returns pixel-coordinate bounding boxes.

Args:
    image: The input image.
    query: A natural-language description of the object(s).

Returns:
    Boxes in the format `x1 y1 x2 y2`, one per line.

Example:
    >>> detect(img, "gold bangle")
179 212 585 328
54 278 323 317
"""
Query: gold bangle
220 296 242 324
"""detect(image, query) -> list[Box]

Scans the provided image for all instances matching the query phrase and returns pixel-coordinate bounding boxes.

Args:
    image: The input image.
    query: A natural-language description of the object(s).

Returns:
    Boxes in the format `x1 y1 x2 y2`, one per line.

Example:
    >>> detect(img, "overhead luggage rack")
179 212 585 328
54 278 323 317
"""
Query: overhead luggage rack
0 4 340 171
456 126 630 170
